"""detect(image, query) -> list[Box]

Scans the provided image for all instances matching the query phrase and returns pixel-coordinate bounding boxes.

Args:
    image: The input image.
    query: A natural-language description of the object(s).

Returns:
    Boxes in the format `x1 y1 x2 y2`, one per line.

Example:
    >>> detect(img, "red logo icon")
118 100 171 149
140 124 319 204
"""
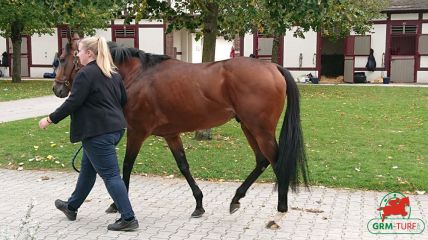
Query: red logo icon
377 196 410 222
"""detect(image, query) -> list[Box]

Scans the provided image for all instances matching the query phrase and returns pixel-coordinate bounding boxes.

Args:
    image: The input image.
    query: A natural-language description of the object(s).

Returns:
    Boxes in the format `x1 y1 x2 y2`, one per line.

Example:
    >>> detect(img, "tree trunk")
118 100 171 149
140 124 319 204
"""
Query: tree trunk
271 35 281 64
11 21 24 83
194 2 219 141
201 3 218 63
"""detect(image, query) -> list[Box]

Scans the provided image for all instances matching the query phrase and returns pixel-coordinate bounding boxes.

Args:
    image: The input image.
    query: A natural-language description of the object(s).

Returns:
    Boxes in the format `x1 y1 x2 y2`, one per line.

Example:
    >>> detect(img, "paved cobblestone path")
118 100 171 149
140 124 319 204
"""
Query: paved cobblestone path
0 169 427 240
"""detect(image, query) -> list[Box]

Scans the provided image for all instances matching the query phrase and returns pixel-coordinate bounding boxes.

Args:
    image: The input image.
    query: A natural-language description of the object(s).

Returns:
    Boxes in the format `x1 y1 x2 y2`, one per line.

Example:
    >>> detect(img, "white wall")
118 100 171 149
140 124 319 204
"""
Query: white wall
417 71 428 83
191 34 202 63
422 23 428 34
0 36 7 77
138 19 163 25
31 32 58 65
420 55 428 84
243 34 253 57
0 36 6 55
418 23 428 84
139 28 164 54
215 38 233 61
391 13 419 20
421 56 428 68
94 29 112 41
284 29 317 68
190 36 233 63
370 24 387 67
114 19 151 25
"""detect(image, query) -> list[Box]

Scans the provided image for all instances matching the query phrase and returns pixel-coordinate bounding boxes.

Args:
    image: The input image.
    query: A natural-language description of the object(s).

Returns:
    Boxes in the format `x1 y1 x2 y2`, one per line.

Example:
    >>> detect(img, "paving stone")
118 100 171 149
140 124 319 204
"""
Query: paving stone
1 168 428 240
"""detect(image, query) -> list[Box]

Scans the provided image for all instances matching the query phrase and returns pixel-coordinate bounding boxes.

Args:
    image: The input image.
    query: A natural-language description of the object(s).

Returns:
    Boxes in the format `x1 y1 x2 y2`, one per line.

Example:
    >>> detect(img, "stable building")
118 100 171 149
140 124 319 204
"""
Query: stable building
241 0 428 83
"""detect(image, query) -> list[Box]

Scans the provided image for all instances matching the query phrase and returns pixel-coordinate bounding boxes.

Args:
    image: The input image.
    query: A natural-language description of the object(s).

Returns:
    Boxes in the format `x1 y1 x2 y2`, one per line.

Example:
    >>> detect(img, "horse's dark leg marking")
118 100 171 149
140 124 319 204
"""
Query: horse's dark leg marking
230 124 270 214
165 135 205 218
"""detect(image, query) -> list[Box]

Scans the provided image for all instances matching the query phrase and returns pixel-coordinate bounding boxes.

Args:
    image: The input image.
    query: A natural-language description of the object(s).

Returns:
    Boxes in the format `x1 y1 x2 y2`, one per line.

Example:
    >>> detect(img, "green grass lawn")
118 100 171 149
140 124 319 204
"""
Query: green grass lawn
0 80 54 101
0 85 427 193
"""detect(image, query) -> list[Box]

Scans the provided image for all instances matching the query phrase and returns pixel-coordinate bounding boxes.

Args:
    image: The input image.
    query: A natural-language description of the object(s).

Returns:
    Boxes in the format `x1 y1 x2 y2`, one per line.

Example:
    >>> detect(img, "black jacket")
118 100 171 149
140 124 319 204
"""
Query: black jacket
49 61 127 143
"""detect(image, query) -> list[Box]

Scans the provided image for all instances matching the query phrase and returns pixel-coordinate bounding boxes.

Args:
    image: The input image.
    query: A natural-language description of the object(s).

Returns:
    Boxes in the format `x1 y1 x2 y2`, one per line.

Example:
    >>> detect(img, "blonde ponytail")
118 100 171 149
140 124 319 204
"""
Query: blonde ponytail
79 36 117 78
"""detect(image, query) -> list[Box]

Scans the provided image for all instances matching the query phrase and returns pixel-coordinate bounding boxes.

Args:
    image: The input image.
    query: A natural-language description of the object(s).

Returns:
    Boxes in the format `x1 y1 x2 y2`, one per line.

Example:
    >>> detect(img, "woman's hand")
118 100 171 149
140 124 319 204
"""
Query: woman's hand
39 117 52 129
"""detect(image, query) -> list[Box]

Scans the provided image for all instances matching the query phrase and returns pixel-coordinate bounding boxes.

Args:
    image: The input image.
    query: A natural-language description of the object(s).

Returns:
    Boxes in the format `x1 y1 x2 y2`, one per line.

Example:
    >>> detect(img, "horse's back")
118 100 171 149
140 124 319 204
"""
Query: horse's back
125 57 286 136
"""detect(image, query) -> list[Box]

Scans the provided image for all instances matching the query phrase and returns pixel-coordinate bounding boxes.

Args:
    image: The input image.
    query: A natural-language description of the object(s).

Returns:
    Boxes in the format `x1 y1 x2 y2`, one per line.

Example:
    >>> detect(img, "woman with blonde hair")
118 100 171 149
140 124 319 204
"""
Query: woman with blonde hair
39 36 138 231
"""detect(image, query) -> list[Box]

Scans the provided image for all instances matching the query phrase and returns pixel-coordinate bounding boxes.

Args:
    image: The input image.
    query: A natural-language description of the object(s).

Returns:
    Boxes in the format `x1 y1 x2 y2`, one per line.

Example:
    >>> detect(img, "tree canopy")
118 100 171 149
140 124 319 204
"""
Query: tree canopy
0 0 127 82
46 0 128 36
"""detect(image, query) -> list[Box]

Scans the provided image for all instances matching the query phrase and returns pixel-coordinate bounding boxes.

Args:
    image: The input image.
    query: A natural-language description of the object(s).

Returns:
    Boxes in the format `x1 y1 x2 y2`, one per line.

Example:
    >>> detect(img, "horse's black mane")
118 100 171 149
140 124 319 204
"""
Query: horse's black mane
107 41 170 68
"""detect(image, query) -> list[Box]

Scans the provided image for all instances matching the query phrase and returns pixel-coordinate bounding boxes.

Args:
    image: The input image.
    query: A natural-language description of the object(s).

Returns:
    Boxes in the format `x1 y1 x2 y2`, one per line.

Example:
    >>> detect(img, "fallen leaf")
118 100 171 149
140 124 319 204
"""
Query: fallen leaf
33 146 39 150
355 167 360 172
46 155 54 160
17 167 24 171
416 191 426 195
392 166 398 169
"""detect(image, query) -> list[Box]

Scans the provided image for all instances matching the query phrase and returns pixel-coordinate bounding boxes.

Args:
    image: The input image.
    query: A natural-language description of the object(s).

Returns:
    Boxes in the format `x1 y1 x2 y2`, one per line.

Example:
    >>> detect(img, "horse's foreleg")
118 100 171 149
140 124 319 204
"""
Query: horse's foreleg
105 129 146 213
231 124 270 214
165 135 205 218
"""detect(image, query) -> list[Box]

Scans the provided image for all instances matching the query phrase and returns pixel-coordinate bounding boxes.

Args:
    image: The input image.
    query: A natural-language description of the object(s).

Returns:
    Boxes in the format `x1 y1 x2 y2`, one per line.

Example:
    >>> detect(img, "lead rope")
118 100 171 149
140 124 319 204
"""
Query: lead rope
71 145 83 173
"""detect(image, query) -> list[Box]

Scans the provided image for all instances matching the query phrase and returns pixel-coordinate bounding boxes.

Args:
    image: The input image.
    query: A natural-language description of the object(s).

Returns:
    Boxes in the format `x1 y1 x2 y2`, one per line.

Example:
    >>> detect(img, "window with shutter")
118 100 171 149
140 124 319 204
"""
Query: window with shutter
354 36 371 55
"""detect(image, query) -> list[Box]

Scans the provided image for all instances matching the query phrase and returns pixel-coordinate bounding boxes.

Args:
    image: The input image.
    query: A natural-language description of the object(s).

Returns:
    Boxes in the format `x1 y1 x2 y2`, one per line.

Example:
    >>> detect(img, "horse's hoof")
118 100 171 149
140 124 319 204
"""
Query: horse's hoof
230 203 240 214
266 220 280 230
191 208 205 218
105 203 118 213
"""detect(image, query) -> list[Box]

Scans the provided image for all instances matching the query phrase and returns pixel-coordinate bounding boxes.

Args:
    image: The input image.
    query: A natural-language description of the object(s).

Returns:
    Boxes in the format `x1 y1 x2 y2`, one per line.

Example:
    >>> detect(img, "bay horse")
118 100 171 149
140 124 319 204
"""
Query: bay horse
52 40 309 228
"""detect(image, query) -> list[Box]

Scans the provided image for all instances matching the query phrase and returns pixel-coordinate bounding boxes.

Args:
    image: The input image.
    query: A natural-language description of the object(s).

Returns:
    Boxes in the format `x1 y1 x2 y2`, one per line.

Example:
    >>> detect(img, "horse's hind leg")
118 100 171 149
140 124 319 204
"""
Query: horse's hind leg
230 124 271 214
106 129 147 213
165 135 205 218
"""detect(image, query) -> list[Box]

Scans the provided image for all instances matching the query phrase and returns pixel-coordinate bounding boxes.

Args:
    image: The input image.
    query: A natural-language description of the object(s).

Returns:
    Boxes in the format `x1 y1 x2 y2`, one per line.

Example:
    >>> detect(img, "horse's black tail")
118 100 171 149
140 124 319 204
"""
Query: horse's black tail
276 66 309 192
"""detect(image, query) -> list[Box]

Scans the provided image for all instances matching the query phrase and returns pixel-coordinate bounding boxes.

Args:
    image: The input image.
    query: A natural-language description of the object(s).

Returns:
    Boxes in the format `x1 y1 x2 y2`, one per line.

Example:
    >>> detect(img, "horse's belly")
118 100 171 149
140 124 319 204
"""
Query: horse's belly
153 108 235 136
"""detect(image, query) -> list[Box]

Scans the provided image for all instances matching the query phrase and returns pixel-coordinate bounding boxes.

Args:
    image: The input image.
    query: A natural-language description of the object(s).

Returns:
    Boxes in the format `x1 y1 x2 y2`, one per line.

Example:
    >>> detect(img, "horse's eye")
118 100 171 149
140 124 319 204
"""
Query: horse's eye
60 59 65 64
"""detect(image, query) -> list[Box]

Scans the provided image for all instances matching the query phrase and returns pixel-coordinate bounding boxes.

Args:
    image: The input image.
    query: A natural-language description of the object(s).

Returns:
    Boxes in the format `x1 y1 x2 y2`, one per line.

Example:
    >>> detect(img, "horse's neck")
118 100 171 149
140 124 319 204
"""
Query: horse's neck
118 60 142 88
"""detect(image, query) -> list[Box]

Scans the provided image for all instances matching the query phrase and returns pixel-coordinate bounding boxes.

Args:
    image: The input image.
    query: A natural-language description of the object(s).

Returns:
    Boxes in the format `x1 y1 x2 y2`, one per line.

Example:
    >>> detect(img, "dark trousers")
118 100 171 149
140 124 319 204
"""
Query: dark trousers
67 129 134 220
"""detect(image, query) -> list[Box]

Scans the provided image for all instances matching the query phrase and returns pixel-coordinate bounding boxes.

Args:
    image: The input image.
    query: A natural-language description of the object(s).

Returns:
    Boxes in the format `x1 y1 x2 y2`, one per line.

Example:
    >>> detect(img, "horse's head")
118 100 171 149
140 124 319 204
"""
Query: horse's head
52 39 82 98
401 197 410 206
